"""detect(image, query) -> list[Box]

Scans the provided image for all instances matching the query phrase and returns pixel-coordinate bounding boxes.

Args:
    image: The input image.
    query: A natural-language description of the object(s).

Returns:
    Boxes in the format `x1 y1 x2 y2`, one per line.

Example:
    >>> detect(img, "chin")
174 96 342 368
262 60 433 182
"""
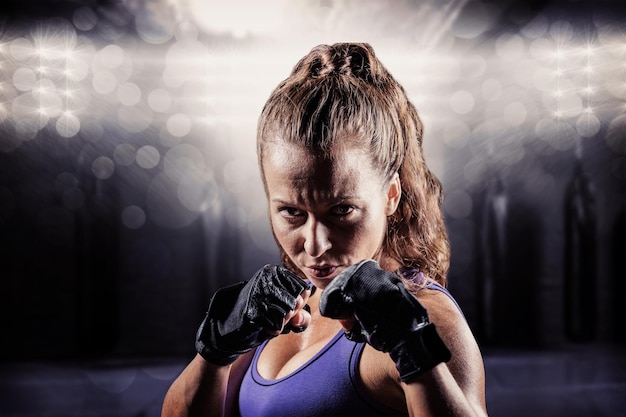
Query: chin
309 278 333 291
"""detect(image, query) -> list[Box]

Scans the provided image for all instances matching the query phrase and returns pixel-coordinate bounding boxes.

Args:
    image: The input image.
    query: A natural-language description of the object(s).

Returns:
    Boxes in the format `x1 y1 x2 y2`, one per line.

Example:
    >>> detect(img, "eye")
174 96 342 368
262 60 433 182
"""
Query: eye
330 204 354 217
278 206 305 219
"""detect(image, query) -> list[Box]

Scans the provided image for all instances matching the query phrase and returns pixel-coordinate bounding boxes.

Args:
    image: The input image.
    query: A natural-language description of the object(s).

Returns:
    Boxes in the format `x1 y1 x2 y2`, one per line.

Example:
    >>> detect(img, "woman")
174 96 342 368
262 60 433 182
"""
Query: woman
162 43 487 417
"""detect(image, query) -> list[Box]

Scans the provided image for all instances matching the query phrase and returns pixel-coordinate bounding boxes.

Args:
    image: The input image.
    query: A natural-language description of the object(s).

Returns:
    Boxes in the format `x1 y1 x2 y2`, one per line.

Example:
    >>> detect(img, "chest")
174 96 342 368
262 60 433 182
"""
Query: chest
257 319 342 379
239 330 407 417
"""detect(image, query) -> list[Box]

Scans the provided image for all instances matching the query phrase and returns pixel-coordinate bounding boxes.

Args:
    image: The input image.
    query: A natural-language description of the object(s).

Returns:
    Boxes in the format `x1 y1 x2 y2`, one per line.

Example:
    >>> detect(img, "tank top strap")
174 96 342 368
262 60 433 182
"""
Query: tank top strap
423 280 466 319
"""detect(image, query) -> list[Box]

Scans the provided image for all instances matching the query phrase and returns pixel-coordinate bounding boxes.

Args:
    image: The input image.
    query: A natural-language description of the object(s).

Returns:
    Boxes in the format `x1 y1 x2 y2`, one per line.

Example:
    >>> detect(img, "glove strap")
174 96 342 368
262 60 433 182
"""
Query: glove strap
389 322 451 383
196 324 240 365
195 282 247 366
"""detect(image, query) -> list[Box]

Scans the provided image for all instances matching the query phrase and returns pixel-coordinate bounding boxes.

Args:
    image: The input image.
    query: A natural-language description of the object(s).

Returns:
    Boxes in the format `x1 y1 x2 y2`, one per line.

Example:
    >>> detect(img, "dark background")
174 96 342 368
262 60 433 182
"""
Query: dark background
0 0 625 416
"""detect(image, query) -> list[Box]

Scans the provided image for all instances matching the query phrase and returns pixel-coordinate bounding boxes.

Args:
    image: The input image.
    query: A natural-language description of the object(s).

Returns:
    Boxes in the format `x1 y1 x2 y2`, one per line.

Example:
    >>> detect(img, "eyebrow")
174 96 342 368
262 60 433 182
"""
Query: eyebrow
271 198 292 205
270 196 360 205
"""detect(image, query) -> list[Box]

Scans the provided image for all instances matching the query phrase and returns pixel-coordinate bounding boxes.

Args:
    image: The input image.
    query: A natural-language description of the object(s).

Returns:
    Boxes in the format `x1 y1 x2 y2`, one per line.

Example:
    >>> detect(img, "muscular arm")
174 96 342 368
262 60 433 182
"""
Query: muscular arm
161 354 229 417
401 290 487 417
161 265 311 417
320 260 487 417
162 349 256 417
161 352 253 417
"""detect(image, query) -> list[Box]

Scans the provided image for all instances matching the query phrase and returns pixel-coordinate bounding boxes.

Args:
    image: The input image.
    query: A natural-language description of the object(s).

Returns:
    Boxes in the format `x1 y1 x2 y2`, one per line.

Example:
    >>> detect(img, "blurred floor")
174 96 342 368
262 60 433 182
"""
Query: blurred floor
1 345 625 417
0 357 182 417
483 344 626 417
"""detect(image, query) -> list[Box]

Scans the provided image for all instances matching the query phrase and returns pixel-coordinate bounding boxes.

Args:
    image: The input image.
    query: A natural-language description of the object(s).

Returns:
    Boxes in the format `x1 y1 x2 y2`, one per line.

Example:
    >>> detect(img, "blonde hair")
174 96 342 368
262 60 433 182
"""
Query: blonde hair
257 43 450 287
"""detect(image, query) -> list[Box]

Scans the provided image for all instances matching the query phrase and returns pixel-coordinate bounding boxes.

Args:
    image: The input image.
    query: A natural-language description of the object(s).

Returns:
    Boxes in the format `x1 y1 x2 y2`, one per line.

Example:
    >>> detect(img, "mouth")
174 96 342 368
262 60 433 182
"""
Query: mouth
305 265 339 279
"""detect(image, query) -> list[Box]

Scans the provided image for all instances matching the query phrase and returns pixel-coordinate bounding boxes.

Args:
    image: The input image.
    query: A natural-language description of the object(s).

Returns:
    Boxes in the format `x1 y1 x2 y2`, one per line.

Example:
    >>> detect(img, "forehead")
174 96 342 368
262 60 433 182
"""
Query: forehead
263 140 364 176
261 140 379 196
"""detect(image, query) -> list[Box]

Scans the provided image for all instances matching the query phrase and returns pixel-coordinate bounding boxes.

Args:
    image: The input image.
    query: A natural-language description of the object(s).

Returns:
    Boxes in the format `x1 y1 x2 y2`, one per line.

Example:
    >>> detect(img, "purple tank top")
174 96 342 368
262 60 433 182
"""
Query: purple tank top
238 281 459 417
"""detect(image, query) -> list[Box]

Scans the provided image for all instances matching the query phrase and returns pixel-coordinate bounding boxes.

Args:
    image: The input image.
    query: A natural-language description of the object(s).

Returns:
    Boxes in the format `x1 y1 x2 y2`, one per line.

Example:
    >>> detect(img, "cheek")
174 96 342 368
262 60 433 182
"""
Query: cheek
342 216 386 254
358 212 388 250
270 217 299 252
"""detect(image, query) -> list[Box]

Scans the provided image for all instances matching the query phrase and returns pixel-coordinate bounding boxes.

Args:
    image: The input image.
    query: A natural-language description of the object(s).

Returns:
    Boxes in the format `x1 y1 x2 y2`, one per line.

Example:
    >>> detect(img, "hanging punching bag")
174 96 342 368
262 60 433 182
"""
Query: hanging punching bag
564 161 597 343
477 173 507 344
612 200 625 342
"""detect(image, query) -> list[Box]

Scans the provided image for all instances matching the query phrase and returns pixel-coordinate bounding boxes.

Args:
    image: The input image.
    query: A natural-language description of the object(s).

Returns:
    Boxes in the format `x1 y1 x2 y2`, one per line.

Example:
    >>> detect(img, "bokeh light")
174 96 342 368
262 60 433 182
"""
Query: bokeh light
0 0 622 239
92 156 115 179
136 145 160 169
122 205 147 229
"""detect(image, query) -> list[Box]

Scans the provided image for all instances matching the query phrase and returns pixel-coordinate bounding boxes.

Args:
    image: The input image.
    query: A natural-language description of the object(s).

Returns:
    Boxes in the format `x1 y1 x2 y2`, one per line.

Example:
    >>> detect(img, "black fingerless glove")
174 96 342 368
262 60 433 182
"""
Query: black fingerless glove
196 265 309 365
319 260 451 382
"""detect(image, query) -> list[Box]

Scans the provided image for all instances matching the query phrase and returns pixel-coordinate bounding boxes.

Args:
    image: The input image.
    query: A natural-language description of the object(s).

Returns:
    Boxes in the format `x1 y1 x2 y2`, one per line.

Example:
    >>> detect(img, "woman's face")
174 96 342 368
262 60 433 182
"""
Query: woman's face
262 140 401 289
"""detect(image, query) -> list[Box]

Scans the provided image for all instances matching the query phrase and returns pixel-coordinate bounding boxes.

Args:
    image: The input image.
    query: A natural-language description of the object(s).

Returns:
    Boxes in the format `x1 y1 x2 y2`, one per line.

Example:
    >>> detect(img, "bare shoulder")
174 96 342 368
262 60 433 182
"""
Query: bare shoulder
415 286 485 396
414 285 466 329
414 285 479 354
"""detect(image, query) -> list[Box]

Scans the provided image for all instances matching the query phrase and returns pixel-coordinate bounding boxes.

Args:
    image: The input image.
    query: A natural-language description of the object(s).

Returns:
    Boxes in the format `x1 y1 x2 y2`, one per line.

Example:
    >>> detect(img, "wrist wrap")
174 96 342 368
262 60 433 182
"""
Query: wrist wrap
196 265 309 365
320 260 451 382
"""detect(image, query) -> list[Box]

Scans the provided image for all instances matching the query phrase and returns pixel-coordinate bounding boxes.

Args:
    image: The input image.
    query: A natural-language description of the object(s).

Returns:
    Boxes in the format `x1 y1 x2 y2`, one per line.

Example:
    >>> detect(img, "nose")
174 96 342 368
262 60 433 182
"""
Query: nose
303 218 332 258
